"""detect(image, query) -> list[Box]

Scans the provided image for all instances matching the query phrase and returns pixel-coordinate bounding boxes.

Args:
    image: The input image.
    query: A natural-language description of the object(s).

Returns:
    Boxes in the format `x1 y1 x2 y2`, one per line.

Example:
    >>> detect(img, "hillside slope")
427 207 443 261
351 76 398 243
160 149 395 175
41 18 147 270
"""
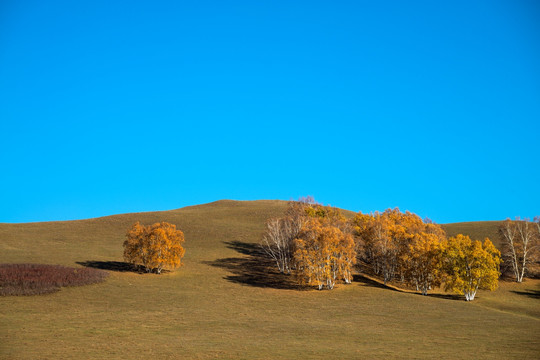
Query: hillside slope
442 221 503 248
0 200 287 266
0 200 538 359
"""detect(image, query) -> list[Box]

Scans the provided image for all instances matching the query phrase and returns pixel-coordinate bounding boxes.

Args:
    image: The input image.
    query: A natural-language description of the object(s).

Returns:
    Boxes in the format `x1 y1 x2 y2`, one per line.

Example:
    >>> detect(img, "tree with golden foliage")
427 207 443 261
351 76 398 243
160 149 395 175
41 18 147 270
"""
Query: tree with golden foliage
353 208 446 286
124 221 185 274
403 232 444 295
443 234 501 301
294 218 356 290
261 199 353 277
498 218 539 282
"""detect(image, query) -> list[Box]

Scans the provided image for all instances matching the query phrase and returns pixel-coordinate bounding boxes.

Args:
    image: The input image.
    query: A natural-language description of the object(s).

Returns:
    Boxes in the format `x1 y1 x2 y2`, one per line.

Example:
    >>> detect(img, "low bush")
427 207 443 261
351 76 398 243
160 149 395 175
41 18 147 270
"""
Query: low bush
0 264 108 296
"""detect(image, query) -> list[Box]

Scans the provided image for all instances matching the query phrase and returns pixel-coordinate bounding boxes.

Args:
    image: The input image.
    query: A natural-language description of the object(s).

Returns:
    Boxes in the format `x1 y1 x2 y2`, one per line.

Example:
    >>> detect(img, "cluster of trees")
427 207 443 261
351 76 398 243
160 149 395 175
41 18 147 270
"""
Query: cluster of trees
354 209 501 300
124 221 185 274
120 203 538 302
354 209 446 288
262 199 508 301
261 200 356 290
294 210 356 290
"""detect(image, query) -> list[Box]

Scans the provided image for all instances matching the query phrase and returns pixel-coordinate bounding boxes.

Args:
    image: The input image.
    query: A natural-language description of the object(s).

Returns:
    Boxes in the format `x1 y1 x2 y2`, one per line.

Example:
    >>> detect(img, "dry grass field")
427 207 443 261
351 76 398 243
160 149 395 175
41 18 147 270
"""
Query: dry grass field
1 200 538 359
442 221 503 248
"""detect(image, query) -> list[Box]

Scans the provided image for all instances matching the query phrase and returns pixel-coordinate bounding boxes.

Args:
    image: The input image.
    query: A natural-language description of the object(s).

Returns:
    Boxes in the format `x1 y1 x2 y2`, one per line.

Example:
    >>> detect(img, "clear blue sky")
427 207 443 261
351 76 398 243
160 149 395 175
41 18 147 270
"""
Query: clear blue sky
1 0 539 224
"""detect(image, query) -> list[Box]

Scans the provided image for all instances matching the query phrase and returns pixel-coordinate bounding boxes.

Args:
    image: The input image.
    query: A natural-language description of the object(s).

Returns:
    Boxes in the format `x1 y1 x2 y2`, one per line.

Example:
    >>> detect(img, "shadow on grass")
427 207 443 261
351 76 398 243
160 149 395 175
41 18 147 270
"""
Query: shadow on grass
354 274 462 301
511 289 540 299
76 261 142 273
353 274 400 291
204 241 306 290
422 293 462 301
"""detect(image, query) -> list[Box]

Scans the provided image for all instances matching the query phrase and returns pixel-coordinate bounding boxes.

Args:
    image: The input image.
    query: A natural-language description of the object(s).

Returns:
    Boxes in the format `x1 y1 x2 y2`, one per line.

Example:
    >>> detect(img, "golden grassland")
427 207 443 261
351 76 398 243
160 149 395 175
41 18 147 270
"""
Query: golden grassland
0 200 538 359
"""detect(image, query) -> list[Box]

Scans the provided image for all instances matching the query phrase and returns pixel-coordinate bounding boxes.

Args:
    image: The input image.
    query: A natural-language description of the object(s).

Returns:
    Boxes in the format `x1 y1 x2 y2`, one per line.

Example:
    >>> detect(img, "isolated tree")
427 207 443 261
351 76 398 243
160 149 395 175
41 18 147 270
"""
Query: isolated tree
124 221 185 274
498 218 539 282
443 234 501 301
294 218 356 290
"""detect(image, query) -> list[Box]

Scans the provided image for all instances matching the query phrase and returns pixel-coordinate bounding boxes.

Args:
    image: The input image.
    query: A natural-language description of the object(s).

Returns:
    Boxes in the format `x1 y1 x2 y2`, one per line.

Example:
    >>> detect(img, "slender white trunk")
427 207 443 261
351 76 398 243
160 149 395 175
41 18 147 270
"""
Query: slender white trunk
518 253 526 283
465 291 476 301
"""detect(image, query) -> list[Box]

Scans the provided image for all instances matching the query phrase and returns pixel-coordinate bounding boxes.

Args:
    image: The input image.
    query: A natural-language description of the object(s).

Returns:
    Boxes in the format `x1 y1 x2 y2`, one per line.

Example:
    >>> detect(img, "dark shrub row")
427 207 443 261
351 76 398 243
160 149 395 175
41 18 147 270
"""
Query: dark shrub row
0 264 108 296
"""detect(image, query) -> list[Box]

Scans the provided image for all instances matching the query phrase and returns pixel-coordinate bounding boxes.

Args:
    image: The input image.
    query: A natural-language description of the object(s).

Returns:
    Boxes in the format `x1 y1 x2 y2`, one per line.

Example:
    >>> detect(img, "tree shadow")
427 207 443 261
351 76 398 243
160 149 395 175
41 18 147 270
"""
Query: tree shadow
353 274 462 300
422 292 462 301
76 261 143 273
511 289 540 299
353 274 400 292
204 241 307 290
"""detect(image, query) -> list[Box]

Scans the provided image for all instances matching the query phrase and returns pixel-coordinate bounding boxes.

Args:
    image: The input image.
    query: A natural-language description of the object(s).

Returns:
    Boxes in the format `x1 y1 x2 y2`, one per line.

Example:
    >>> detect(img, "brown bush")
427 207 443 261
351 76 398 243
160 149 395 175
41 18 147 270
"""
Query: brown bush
0 264 108 296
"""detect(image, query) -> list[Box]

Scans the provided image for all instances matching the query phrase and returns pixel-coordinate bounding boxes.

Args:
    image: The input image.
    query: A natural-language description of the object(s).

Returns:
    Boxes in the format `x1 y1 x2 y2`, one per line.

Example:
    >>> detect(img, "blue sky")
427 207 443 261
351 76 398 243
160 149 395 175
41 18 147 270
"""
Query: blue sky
1 0 539 223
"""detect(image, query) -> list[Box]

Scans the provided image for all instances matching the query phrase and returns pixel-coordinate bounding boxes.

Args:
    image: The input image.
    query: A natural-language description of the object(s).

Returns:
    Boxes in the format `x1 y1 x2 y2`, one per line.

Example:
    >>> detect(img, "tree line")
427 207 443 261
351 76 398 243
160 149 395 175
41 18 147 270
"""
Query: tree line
261 199 539 300
118 200 538 302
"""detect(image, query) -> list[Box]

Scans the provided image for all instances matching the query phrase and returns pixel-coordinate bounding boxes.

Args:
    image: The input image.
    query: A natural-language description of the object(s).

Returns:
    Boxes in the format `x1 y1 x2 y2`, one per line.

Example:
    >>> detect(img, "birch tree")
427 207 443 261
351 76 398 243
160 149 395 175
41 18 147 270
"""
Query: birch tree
261 215 304 274
293 218 356 290
353 208 446 285
354 211 396 283
403 232 444 295
443 235 501 301
498 218 540 282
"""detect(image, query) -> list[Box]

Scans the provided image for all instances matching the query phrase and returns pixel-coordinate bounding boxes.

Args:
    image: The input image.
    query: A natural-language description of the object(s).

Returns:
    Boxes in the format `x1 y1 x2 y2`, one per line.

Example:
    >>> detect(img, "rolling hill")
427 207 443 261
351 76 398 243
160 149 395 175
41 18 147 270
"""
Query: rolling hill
0 200 538 359
442 220 504 248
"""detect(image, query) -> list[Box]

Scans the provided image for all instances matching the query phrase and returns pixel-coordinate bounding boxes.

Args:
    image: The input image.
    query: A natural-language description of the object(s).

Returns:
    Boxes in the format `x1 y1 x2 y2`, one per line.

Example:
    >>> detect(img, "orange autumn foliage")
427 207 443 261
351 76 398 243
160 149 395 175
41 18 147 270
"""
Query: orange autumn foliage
294 216 356 290
124 221 185 274
403 232 444 295
353 208 446 294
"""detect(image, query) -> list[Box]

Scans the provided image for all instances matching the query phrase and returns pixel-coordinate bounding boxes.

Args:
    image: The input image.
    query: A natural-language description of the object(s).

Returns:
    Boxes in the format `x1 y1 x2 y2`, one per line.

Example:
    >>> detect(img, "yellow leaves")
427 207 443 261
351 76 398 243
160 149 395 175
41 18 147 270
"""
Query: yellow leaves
443 234 501 300
123 221 185 274
405 232 444 295
294 216 356 290
354 208 446 287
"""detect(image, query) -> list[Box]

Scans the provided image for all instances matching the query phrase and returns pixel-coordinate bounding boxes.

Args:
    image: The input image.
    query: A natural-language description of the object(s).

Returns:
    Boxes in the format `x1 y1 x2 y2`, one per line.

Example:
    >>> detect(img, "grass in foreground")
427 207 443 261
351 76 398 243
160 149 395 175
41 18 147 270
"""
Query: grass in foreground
0 200 538 359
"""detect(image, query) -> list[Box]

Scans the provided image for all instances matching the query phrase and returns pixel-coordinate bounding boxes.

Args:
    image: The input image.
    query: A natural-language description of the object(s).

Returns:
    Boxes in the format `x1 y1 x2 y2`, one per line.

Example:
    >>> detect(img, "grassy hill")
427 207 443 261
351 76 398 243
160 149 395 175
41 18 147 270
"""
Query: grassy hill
1 200 538 359
442 220 503 248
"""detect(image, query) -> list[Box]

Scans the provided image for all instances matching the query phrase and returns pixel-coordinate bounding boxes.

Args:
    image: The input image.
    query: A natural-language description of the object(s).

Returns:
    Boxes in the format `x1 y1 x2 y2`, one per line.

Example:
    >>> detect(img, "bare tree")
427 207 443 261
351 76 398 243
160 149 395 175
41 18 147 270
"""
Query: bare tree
297 195 319 205
261 214 306 274
498 218 540 282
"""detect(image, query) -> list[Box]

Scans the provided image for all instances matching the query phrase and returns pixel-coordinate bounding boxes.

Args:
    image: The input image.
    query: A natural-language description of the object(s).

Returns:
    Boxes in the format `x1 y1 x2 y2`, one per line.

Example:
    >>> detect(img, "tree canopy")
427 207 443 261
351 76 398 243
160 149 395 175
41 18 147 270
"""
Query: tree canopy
443 235 501 301
124 221 185 274
259 202 511 300
294 217 356 290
